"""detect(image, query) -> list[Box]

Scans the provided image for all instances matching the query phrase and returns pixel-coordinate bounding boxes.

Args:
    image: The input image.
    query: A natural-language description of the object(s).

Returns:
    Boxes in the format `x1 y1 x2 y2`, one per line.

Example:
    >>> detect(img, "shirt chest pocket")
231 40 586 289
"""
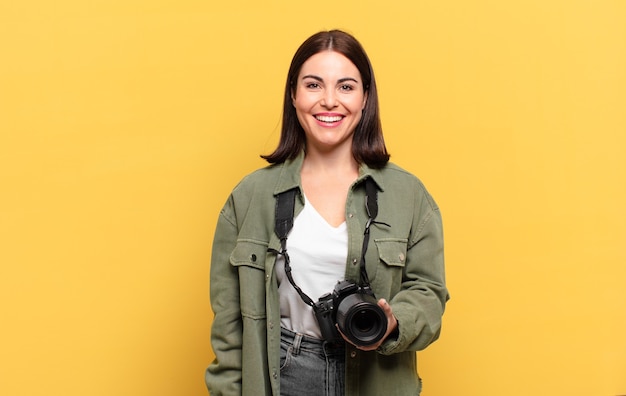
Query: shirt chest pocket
370 238 408 297
230 240 269 319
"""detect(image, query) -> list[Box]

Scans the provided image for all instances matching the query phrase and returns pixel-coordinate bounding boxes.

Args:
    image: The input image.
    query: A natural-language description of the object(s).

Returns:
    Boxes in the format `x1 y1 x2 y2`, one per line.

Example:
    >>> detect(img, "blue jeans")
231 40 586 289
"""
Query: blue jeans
279 327 345 396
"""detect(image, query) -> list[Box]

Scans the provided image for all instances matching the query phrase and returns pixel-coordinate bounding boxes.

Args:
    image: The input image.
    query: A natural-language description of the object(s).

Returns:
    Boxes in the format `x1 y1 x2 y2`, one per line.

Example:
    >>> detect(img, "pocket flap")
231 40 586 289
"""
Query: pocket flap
374 239 408 267
230 239 268 270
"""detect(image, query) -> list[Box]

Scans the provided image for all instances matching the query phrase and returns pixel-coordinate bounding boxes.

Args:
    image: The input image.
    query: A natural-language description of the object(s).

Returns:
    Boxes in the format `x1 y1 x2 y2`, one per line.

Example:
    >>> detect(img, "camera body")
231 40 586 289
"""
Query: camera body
313 280 387 347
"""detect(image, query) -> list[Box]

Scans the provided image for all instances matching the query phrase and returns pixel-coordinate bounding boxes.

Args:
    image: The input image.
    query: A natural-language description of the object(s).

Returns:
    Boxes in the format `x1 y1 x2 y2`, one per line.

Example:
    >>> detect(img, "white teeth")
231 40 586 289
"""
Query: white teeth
315 115 343 123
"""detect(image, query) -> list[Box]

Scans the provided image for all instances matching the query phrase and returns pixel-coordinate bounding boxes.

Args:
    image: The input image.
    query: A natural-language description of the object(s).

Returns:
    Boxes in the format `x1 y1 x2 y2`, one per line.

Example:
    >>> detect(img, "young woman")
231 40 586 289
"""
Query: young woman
206 30 449 396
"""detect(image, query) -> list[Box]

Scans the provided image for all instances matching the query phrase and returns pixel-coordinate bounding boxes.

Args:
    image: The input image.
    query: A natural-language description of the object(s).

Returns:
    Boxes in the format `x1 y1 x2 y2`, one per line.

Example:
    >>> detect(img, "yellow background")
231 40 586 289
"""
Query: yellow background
1 1 624 395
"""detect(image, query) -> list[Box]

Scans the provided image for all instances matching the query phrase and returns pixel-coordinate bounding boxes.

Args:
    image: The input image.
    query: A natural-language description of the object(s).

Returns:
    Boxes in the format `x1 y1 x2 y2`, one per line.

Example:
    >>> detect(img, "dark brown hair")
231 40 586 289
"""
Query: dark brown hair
261 30 389 168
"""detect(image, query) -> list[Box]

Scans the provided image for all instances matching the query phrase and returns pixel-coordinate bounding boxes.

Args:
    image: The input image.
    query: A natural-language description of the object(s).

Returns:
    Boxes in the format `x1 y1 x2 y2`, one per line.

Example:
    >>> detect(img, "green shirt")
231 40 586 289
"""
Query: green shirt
206 152 449 396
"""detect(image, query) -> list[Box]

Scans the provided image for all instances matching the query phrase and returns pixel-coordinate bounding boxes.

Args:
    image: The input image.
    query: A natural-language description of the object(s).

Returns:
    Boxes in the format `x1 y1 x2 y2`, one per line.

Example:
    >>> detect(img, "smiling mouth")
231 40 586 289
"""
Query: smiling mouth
314 115 344 123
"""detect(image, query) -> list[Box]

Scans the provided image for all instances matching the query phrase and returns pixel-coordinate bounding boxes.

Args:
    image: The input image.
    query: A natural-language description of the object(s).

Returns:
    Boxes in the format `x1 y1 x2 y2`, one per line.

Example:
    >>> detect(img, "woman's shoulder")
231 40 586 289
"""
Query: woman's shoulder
379 162 426 187
378 162 439 210
230 162 285 196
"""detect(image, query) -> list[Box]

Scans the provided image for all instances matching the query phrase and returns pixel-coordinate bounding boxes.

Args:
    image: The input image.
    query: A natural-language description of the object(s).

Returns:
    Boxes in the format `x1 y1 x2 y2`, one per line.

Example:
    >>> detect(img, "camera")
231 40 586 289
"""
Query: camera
313 280 387 347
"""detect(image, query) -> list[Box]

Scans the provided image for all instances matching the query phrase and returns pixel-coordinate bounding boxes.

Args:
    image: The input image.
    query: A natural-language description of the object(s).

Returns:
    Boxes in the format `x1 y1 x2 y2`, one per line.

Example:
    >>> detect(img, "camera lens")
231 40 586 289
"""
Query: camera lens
336 293 387 346
352 310 374 333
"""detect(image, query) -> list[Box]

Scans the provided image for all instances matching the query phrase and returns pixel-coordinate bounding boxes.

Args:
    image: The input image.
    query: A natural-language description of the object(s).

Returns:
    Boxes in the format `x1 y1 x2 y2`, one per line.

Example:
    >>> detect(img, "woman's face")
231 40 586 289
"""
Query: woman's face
292 50 367 154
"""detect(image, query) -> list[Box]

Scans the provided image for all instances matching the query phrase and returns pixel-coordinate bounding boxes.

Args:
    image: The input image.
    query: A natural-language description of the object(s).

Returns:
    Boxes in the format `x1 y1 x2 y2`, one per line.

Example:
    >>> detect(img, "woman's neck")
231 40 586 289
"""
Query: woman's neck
300 147 359 227
301 146 359 178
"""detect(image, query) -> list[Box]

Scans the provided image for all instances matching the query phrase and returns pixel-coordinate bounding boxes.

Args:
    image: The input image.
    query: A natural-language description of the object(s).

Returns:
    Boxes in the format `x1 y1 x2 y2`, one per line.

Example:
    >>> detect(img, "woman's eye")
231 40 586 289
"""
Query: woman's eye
306 82 320 89
340 84 354 91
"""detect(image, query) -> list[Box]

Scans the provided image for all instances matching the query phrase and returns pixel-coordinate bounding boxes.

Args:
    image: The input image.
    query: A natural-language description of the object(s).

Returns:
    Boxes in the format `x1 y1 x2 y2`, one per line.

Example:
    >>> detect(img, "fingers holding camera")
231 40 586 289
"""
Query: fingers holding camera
353 298 398 351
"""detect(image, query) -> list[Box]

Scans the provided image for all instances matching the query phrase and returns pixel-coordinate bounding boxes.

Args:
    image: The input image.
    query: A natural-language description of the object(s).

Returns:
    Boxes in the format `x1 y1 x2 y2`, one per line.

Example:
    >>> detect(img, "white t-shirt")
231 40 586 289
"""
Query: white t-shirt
275 195 348 339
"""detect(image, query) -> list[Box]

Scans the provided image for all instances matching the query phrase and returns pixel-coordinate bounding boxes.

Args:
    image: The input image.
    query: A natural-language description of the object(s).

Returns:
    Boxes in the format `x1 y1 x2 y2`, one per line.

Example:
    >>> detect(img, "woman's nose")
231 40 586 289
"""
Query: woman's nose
320 89 338 108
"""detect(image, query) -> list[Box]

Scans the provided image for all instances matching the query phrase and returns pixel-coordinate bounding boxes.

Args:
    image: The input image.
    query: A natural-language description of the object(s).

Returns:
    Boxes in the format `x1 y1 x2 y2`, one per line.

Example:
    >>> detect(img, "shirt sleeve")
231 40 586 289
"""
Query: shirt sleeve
378 187 449 355
205 195 243 395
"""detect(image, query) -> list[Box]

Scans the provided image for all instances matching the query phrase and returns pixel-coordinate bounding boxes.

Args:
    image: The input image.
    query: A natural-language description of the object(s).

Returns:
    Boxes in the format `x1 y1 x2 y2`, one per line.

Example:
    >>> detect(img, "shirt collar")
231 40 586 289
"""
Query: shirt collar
273 151 386 196
273 152 305 196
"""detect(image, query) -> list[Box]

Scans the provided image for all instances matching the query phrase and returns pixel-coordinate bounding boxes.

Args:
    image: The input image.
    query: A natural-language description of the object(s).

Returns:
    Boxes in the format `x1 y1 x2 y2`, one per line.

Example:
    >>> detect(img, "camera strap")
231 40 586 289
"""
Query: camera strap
272 187 316 307
271 178 386 307
360 178 379 287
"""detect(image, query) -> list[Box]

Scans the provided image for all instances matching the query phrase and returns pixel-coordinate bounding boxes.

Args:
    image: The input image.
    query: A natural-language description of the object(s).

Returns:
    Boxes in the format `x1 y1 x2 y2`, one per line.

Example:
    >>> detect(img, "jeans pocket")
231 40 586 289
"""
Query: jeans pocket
279 341 292 371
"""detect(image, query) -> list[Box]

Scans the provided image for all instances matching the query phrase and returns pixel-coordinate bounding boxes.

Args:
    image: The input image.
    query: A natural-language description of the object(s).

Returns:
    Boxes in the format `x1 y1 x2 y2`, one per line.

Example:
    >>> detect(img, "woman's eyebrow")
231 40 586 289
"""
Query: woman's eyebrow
301 75 359 84
301 74 323 82
338 77 359 84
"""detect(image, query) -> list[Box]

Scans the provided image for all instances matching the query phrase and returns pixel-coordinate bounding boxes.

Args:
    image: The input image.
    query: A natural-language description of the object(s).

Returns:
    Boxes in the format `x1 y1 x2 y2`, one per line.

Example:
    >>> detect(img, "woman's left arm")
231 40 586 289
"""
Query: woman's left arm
377 196 449 355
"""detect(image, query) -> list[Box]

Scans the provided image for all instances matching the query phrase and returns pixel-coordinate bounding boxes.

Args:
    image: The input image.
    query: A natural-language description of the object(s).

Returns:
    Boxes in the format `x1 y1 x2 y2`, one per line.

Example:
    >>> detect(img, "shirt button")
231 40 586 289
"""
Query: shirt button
272 371 277 379
348 213 354 218
399 253 405 262
350 351 357 358
352 258 358 265
266 274 270 281
269 321 274 329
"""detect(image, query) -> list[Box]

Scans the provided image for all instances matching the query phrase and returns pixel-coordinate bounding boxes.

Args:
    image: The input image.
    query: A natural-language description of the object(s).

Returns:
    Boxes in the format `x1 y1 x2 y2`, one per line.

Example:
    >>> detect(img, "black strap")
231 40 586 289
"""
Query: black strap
360 179 378 286
358 178 392 286
275 188 297 251
272 188 315 307
271 178 387 306
365 178 378 219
